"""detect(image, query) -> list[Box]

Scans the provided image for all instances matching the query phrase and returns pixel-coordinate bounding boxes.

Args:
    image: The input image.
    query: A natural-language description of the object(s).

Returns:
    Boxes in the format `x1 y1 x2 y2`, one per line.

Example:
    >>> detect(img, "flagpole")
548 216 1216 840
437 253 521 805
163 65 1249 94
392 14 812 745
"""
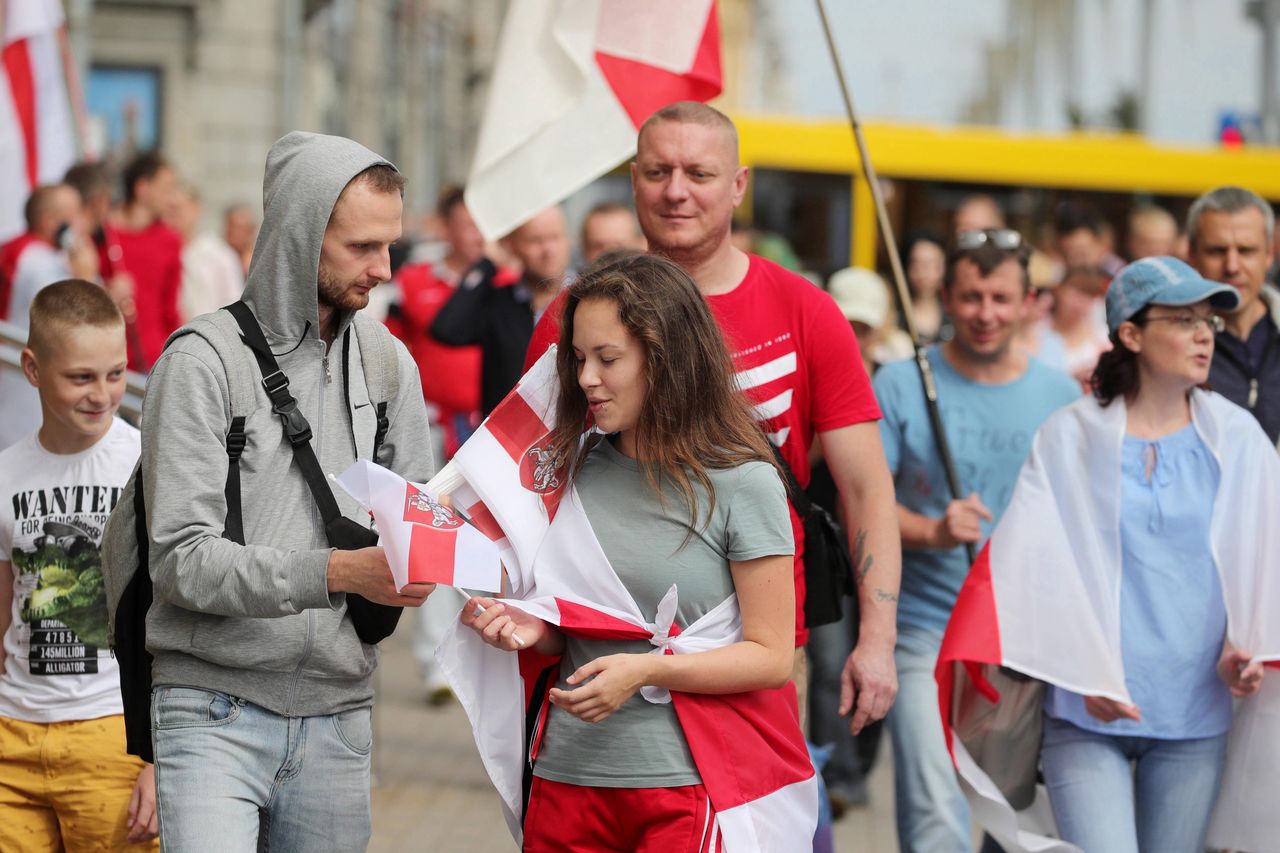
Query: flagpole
813 0 975 564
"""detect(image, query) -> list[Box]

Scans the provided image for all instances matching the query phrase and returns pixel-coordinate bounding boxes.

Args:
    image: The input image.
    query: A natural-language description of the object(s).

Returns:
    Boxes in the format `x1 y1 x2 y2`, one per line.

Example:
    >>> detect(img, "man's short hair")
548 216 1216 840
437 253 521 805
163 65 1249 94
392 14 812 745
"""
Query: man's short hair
27 279 124 358
437 184 466 219
23 184 65 231
63 162 112 205
582 200 635 230
351 164 405 197
945 232 1032 293
1054 200 1105 238
1186 186 1276 248
638 100 738 156
122 151 170 204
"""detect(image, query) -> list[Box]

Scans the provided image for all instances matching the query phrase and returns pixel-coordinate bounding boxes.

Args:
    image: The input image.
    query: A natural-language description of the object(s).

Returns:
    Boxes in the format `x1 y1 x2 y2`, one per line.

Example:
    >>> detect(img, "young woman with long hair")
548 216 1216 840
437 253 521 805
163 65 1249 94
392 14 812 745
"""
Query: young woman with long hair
459 253 801 851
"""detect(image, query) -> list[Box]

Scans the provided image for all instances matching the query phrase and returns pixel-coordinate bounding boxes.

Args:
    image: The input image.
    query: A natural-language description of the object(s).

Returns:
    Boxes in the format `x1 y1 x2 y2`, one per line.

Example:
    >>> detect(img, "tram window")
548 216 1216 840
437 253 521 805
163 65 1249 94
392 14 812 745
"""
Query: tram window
749 169 851 277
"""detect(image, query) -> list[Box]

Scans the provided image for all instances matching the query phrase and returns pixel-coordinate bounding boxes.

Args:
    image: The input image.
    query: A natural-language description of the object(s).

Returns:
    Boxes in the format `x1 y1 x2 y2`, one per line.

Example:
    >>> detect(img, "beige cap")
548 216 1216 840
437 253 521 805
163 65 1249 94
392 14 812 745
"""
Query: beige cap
828 267 890 328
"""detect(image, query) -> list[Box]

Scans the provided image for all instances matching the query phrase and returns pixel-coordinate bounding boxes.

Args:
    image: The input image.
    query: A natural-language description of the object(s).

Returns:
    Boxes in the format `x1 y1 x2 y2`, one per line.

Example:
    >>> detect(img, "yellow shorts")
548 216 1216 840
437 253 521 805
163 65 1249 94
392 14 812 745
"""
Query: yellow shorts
0 713 158 852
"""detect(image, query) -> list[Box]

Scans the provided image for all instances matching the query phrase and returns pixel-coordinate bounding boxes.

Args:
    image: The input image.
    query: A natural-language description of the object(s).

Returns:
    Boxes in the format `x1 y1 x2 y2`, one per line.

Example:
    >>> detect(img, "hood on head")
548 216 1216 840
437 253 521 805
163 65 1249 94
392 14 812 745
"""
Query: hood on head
243 131 397 343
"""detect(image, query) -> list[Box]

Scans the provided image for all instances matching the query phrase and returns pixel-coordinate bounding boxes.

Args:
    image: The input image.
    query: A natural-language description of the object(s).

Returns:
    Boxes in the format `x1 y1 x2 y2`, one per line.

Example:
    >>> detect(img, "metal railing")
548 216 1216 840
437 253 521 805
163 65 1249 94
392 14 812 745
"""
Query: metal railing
0 318 148 422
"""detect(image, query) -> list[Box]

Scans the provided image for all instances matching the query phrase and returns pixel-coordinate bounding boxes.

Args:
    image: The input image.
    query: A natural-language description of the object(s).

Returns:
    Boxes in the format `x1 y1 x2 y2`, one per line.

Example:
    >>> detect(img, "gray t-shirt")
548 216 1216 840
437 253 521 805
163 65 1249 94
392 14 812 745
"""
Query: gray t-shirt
533 439 794 788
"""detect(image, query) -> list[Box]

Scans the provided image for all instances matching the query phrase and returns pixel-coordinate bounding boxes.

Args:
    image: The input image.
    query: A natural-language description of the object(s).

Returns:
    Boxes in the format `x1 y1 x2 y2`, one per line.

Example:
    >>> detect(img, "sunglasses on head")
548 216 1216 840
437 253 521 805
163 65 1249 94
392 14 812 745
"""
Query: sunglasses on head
955 229 1024 251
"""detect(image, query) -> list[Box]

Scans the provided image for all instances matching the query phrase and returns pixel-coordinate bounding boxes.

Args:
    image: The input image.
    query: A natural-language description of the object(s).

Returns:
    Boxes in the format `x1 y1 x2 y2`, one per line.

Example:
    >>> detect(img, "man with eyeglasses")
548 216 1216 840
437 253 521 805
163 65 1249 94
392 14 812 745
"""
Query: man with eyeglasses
1186 186 1280 444
873 228 1080 852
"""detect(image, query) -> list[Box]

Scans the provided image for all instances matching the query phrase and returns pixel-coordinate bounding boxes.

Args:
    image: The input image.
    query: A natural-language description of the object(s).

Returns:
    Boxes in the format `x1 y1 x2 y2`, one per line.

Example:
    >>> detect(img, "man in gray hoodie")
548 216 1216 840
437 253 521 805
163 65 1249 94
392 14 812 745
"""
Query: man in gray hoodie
139 132 435 850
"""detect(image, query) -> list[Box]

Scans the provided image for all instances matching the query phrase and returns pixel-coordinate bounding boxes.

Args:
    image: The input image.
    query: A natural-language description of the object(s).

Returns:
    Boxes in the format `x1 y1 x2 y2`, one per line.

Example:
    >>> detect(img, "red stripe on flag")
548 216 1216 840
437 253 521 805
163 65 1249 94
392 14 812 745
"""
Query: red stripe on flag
486 388 550 464
673 684 813 811
595 2 723 130
407 522 458 585
554 599 653 642
935 543 1003 757
464 498 506 544
3 39 39 188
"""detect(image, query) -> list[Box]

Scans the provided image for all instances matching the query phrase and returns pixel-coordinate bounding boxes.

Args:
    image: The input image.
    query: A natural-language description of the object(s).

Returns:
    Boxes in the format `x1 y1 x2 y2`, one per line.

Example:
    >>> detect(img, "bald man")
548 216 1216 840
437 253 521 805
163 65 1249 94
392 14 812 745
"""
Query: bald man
1127 204 1180 261
433 205 571 414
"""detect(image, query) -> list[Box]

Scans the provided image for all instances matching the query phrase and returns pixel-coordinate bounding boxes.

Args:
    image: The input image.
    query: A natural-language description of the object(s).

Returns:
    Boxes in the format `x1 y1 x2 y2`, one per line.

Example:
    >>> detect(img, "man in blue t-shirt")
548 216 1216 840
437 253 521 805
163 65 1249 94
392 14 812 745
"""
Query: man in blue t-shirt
874 229 1080 853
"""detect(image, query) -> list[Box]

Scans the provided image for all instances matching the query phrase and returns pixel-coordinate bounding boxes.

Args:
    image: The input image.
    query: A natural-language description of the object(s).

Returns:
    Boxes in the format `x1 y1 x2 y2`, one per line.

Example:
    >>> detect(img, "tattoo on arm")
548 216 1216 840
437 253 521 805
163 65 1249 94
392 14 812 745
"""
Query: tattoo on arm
874 588 898 603
853 528 873 585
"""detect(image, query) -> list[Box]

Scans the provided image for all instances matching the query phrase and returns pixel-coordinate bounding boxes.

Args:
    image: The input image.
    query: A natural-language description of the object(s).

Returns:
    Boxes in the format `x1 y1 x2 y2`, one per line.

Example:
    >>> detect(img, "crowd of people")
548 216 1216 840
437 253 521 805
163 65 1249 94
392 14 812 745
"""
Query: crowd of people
0 97 1277 853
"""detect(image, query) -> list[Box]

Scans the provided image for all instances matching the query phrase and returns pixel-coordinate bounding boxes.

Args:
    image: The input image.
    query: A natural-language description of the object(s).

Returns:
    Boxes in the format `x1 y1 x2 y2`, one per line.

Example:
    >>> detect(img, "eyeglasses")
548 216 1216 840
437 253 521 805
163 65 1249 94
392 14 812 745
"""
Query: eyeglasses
1141 313 1225 334
955 229 1024 251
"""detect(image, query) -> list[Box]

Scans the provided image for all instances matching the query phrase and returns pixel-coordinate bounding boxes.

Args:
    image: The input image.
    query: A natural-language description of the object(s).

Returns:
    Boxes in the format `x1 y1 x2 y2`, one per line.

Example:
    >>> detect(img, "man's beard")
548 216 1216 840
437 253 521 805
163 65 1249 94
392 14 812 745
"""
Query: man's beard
317 264 376 312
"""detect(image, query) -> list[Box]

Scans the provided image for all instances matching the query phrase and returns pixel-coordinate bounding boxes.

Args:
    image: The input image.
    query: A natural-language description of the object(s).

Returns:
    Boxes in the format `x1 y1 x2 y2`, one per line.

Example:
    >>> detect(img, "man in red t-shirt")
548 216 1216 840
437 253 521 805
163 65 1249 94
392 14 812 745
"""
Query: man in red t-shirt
103 152 183 370
525 102 900 735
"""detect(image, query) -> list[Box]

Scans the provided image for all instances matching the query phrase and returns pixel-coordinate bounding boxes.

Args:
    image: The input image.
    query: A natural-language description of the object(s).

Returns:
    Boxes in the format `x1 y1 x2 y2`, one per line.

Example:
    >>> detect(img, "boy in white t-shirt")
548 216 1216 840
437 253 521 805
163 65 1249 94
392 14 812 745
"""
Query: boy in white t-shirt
0 279 157 849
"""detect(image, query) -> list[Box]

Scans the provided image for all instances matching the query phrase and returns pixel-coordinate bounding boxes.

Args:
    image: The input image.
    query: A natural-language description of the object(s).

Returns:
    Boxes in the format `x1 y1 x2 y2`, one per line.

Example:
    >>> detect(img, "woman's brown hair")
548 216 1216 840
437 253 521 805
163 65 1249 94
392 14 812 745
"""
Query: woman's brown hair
548 253 779 531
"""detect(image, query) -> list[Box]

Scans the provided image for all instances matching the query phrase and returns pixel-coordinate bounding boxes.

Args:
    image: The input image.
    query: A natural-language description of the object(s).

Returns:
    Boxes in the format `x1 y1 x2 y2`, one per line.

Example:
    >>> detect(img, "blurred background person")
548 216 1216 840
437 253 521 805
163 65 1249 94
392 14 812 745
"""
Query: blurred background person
1127 204 1181 261
104 152 183 371
952 193 1006 236
903 229 949 344
1014 249 1069 368
166 183 243 322
433 204 572 416
579 201 645 263
222 203 259 279
0 184 100 450
1045 265 1112 388
829 266 913 373
1056 200 1125 286
64 162 135 324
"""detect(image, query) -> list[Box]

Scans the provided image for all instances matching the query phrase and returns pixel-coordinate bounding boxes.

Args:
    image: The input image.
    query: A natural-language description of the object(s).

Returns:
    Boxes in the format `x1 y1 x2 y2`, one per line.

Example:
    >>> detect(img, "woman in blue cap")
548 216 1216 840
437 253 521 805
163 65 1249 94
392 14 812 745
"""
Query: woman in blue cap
1029 255 1269 852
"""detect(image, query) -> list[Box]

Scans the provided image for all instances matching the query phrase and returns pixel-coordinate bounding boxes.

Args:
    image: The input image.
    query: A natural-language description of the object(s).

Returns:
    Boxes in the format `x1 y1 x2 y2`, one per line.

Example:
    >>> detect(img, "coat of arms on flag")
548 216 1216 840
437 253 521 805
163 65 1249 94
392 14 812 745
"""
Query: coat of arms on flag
333 461 502 592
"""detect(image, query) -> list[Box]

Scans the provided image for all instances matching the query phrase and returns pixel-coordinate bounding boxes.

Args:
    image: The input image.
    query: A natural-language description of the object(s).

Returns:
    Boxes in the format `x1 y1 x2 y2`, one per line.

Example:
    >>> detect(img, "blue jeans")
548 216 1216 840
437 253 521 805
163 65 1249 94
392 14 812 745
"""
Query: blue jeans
886 625 971 853
1040 715 1228 853
151 686 373 852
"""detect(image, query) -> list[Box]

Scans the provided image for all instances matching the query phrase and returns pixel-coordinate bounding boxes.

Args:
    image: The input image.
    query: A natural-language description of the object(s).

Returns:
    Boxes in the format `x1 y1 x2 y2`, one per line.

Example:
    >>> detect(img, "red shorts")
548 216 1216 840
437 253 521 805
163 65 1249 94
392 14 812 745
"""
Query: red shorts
523 776 723 852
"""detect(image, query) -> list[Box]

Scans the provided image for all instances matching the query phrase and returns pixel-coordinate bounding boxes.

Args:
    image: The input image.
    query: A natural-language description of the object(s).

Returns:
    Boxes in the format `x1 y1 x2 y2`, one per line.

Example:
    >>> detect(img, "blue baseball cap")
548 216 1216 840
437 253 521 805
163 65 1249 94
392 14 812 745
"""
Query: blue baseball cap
1105 256 1240 333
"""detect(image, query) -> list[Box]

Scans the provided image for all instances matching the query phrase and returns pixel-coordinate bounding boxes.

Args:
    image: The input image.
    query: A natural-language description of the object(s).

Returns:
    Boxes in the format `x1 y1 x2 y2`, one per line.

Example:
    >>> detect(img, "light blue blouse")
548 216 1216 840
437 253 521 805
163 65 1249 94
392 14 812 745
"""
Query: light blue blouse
1047 423 1233 739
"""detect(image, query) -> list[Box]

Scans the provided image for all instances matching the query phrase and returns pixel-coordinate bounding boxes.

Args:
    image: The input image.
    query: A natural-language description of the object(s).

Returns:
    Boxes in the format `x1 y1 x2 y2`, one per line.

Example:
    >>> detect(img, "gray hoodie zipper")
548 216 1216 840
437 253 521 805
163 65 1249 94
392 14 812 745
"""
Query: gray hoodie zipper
285 337 332 712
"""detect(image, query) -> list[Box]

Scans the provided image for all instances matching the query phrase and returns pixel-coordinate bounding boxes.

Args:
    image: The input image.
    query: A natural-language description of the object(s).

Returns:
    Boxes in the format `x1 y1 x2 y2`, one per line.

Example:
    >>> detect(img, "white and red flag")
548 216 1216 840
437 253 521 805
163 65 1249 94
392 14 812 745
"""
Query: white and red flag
464 0 722 240
428 348 819 850
935 391 1280 853
334 460 502 592
429 346 566 595
1 0 76 242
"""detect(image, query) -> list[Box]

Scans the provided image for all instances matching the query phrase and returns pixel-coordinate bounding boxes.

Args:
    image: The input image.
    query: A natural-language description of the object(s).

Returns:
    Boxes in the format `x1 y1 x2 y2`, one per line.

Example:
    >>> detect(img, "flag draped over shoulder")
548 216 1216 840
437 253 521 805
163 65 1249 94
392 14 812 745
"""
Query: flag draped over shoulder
464 0 722 241
428 347 818 850
936 390 1280 853
1 0 75 242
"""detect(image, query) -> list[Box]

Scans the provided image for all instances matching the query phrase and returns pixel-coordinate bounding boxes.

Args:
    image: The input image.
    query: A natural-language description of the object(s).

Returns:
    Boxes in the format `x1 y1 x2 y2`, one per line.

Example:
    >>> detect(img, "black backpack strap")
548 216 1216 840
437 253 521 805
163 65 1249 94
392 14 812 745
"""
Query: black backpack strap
225 301 343 527
769 441 814 517
223 416 248 545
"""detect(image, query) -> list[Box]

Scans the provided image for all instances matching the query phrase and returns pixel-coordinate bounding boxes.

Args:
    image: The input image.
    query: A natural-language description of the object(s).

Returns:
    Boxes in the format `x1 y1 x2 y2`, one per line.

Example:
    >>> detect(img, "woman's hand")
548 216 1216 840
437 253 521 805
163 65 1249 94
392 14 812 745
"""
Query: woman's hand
1218 644 1265 698
1083 695 1142 723
459 596 548 652
548 653 654 723
127 763 159 842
